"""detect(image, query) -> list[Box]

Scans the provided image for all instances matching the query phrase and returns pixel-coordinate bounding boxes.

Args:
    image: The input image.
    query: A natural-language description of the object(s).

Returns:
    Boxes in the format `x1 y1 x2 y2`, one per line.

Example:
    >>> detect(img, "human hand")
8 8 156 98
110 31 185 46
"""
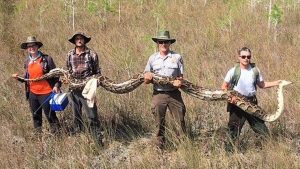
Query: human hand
144 72 153 84
11 73 19 79
173 77 183 88
228 96 237 104
52 86 61 93
173 78 183 88
276 80 282 86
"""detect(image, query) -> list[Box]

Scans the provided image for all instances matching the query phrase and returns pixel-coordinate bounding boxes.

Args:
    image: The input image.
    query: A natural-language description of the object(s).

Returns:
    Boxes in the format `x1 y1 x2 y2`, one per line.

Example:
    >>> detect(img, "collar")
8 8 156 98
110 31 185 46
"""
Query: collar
74 46 89 55
157 51 172 59
28 51 42 62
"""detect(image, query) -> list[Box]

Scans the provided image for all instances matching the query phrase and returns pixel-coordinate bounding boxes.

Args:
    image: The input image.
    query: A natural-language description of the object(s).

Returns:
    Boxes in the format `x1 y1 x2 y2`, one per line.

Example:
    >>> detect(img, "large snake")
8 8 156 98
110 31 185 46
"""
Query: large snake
16 68 292 122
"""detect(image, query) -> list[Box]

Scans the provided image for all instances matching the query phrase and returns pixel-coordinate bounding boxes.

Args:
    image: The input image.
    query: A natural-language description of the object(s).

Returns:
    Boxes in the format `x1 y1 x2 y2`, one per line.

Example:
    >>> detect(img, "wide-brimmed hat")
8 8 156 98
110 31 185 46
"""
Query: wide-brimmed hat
68 32 91 44
20 36 43 49
152 30 176 44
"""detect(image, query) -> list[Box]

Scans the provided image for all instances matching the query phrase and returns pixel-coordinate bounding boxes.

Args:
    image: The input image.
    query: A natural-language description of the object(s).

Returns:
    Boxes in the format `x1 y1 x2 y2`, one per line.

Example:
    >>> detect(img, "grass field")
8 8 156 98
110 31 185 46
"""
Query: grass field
0 0 299 168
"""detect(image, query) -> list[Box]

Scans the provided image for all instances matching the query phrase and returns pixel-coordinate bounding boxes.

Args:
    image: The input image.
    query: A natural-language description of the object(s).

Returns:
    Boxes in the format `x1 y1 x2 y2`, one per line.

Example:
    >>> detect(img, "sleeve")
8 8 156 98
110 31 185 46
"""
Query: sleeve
47 55 57 70
66 52 72 73
47 56 61 88
144 55 153 73
178 55 184 75
256 67 264 82
92 52 101 75
224 67 234 83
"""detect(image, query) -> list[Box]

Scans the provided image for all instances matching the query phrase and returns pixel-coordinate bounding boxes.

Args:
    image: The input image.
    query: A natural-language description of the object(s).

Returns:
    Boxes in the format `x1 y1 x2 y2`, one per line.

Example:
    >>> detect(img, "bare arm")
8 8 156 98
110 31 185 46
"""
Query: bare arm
257 80 281 89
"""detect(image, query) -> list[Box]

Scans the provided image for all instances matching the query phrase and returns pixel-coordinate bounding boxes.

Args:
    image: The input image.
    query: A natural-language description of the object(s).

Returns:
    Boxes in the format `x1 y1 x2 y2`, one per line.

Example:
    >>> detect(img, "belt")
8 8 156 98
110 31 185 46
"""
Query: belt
153 89 179 95
244 95 257 102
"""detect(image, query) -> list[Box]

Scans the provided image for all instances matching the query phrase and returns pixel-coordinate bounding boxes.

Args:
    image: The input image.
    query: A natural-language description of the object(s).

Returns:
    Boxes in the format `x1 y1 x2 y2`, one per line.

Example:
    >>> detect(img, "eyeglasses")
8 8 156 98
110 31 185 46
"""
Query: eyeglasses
240 55 251 59
157 41 170 44
27 44 37 48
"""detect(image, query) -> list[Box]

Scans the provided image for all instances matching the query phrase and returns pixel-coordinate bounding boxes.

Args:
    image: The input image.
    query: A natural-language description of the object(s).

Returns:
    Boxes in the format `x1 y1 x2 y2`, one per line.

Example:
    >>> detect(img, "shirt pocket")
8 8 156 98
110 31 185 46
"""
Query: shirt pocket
152 64 161 71
166 63 178 69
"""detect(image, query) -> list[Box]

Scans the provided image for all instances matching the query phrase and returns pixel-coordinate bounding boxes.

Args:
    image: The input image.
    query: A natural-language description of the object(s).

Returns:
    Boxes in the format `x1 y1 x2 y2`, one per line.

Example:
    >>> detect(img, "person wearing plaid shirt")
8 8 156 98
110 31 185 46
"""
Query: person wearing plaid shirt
66 32 103 146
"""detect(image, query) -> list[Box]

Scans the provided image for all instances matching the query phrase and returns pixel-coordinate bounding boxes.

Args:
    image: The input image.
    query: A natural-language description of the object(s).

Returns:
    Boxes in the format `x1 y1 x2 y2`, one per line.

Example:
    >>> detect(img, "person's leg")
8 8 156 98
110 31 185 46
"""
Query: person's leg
167 90 186 140
39 93 60 134
152 93 168 149
28 92 43 134
81 97 103 146
226 103 246 152
69 91 84 132
246 113 270 148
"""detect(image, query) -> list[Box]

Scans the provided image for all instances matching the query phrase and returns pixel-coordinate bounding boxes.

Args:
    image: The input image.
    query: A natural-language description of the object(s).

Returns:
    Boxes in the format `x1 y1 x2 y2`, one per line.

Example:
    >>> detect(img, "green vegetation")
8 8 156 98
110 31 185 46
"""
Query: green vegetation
0 0 299 168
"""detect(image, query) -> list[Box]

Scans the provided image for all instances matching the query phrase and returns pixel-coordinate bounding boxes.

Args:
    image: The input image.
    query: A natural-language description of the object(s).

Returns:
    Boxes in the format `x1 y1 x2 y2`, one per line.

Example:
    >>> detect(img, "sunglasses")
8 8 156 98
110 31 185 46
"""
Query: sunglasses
240 55 251 59
157 41 170 44
26 44 37 48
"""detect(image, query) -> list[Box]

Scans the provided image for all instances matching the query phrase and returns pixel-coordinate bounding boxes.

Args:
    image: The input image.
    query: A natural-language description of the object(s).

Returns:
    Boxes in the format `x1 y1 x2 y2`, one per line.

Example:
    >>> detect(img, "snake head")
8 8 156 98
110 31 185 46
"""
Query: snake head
280 80 292 86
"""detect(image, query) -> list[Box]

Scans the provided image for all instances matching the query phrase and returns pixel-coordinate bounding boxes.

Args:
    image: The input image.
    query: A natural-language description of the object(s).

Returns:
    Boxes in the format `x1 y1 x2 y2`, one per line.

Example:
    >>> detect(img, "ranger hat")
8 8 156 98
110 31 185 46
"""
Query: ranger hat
20 36 43 49
152 30 176 44
68 32 91 44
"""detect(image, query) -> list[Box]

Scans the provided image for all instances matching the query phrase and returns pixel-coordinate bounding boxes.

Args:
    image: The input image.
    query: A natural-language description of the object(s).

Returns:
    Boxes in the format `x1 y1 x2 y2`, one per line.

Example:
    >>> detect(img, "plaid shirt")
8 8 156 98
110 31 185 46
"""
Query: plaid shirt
66 47 101 79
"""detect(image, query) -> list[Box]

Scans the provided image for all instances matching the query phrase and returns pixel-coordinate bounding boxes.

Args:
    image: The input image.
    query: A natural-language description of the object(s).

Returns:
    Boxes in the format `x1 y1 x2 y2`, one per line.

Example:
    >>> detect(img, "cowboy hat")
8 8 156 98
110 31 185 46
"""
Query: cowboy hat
20 36 43 49
152 30 176 44
68 32 91 44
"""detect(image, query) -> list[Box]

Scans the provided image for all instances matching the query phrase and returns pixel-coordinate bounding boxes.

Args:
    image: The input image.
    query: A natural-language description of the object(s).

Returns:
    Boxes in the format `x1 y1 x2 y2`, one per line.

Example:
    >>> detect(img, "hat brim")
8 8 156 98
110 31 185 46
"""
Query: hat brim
20 42 43 49
152 38 176 44
69 34 91 44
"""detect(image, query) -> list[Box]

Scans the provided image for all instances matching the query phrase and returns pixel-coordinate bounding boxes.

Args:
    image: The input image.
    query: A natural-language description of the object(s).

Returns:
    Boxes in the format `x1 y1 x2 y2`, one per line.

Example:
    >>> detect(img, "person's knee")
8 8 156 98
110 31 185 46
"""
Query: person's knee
252 122 269 136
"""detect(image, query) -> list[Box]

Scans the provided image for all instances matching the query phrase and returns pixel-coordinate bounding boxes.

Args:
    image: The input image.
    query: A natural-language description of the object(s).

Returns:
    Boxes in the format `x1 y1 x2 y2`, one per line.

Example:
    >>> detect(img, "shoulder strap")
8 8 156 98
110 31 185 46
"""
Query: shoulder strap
250 63 259 89
40 53 50 73
230 63 240 90
230 63 259 90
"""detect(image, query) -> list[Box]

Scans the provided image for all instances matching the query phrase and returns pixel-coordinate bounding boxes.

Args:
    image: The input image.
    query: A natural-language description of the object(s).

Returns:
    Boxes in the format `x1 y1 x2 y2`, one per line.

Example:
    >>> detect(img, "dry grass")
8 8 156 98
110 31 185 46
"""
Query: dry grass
0 0 300 168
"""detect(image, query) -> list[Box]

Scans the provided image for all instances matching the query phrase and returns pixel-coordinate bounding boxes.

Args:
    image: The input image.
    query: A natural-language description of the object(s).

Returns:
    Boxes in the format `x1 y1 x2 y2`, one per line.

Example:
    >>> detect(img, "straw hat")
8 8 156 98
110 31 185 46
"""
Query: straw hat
20 36 43 49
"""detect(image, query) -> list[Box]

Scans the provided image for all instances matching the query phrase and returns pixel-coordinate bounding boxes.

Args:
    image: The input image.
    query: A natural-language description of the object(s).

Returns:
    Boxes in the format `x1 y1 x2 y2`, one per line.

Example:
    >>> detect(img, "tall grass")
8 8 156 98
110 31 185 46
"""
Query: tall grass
0 0 299 168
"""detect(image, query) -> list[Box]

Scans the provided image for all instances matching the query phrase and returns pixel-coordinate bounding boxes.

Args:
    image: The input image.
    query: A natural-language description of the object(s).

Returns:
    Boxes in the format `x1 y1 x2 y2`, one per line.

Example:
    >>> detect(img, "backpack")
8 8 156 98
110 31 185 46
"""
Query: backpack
229 63 259 90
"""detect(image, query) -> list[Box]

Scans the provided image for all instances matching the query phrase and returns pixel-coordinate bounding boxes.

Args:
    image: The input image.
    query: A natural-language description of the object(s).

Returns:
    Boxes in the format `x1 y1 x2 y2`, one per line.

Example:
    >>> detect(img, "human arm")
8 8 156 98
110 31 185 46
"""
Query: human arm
173 55 184 88
47 55 61 92
91 51 101 75
11 73 26 82
222 68 237 103
221 81 230 90
143 56 154 84
257 80 281 89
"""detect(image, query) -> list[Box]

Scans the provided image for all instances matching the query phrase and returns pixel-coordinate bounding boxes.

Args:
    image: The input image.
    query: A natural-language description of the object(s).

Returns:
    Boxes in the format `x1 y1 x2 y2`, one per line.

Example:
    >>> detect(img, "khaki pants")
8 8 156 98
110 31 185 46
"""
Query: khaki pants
151 89 186 148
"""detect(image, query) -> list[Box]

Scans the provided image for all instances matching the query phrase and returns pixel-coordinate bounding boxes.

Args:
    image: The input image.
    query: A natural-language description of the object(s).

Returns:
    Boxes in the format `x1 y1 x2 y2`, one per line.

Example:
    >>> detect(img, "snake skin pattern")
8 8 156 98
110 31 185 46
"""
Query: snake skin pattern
16 68 292 122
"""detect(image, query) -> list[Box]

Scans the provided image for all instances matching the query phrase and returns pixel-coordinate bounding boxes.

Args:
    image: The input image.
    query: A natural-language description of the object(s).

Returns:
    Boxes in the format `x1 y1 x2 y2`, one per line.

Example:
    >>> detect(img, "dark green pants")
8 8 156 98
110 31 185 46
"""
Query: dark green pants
227 96 269 141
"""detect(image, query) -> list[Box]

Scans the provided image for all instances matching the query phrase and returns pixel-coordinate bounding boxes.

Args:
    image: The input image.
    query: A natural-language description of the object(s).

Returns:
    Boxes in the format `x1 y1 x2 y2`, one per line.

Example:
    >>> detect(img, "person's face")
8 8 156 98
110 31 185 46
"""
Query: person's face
238 50 251 66
75 35 85 47
157 40 171 53
26 43 38 55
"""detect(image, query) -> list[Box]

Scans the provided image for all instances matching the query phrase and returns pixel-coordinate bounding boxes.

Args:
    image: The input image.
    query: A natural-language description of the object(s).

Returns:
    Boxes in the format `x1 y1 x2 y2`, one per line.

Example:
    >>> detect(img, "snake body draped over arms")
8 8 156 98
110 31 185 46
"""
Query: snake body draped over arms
16 68 292 122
